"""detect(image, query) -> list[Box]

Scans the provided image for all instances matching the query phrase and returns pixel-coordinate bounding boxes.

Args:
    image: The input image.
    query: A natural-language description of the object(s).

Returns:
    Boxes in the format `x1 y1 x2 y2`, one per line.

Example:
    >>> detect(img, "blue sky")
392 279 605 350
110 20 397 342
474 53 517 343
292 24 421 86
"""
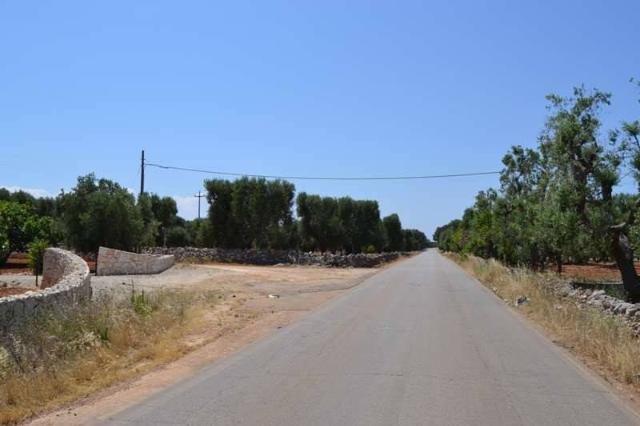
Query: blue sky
1 1 639 236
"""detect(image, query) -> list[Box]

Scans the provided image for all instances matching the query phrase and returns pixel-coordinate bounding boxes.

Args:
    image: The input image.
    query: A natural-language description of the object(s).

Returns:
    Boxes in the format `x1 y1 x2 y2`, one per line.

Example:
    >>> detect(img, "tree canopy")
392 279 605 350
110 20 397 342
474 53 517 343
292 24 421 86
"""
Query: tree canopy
434 84 640 297
204 177 297 249
0 200 57 266
59 174 144 253
1 174 429 257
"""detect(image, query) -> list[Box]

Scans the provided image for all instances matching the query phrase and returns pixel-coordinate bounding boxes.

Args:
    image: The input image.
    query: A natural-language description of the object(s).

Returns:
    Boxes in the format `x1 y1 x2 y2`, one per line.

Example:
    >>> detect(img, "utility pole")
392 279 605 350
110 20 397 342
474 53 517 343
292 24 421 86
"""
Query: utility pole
195 190 205 219
140 149 145 196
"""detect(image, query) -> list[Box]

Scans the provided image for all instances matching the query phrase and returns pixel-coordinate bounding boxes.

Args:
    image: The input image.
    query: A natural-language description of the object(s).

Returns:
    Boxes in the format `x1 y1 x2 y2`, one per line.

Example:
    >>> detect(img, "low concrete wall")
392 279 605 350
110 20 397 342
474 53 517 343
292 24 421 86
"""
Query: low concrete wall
97 247 175 276
143 247 406 268
0 248 92 332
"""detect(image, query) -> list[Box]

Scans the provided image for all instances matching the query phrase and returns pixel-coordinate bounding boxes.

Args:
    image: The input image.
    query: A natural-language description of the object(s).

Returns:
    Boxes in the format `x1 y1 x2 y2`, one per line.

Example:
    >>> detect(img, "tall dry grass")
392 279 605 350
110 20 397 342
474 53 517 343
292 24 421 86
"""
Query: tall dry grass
450 254 640 389
0 289 220 425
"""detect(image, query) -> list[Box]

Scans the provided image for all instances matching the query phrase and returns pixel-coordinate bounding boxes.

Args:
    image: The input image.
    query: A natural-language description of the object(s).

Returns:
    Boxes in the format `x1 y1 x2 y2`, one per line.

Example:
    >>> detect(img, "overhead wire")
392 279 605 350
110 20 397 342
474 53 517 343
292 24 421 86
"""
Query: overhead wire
144 161 501 182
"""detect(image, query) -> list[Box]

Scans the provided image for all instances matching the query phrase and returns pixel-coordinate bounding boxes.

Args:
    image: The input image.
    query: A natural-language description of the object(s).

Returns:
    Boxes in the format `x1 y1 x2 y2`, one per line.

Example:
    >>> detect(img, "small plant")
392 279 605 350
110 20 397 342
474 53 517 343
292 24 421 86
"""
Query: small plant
363 244 376 254
27 239 48 287
131 290 153 316
0 231 9 268
604 285 628 300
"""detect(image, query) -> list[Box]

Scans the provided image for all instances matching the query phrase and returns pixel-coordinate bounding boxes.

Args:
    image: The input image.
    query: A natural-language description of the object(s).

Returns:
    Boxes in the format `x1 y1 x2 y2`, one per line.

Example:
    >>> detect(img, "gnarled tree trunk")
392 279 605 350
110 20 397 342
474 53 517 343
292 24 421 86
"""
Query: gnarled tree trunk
611 226 640 300
611 225 640 301
602 177 640 301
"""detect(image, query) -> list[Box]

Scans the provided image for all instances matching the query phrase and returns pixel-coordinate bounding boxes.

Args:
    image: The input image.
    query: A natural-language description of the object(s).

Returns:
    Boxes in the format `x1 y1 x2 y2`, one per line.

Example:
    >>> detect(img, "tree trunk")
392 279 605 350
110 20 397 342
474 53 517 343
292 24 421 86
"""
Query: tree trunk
556 255 563 275
602 180 640 301
611 227 640 301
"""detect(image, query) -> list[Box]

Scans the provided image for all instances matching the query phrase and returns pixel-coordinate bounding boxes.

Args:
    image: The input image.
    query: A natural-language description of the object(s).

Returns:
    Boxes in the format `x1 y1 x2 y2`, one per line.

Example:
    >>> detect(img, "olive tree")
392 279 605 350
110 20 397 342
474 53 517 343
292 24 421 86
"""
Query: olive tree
60 174 144 253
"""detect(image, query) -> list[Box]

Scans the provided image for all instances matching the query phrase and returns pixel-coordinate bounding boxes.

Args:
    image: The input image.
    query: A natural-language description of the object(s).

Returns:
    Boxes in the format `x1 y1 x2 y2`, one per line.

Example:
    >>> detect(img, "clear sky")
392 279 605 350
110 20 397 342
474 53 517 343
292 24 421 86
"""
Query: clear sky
1 1 639 237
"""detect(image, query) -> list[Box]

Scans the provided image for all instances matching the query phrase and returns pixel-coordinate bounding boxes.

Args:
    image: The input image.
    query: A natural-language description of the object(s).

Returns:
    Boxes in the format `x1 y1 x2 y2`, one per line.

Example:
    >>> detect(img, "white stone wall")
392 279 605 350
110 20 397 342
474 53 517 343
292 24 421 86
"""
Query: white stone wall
97 247 175 276
0 248 91 332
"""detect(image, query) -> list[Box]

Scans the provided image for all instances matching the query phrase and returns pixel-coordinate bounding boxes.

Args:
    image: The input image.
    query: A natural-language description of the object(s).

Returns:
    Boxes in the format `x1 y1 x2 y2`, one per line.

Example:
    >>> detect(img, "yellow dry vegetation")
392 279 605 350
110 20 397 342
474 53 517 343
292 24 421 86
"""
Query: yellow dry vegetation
0 290 221 425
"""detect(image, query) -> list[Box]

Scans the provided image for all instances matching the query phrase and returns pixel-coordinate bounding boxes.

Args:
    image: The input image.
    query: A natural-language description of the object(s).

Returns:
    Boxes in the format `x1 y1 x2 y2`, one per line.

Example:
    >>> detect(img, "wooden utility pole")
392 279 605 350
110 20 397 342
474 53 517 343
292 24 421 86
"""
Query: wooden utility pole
195 190 205 219
140 150 145 196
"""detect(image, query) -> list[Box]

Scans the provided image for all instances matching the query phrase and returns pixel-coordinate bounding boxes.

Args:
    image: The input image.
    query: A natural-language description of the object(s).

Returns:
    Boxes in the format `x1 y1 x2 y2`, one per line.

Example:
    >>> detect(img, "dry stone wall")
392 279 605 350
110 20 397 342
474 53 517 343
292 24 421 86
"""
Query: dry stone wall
143 247 405 268
97 247 175 276
505 275 640 337
562 285 640 336
0 248 91 332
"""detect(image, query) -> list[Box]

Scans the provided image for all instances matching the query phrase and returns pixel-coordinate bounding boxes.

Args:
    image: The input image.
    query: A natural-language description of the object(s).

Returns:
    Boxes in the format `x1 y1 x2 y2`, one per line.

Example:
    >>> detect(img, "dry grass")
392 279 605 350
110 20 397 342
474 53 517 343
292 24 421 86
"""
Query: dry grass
0 289 221 425
449 253 640 389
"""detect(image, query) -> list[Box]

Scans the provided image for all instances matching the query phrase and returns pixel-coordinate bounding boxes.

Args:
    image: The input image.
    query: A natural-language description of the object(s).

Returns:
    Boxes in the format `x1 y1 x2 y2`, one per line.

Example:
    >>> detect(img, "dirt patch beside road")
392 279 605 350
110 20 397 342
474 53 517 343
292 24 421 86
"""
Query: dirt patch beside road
560 263 637 282
0 287 33 297
26 262 381 426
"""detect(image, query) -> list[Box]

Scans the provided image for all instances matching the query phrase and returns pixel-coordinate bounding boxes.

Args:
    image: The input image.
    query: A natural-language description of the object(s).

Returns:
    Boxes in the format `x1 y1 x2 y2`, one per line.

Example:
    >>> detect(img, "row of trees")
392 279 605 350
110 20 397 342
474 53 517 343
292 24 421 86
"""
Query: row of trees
434 84 640 298
1 175 430 266
203 178 297 249
202 178 430 253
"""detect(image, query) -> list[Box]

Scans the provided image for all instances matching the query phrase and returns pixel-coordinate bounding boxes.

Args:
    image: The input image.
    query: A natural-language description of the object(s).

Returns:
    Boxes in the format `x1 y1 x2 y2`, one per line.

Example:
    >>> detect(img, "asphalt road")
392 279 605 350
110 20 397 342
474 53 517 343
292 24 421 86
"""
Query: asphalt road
102 250 640 425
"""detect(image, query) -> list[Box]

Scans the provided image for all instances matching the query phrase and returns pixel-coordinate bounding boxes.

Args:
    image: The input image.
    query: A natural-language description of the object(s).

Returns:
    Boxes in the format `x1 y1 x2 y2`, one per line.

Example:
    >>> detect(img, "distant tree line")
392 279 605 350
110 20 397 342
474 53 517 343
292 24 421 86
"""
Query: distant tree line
0 174 430 267
434 84 640 298
200 178 430 253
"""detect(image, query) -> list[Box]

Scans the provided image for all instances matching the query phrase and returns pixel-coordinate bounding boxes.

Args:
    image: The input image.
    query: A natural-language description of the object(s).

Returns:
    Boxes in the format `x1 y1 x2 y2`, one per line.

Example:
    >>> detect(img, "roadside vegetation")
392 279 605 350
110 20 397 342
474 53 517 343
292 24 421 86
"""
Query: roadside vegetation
0 199 58 268
434 82 640 299
1 175 429 270
0 288 221 424
450 253 640 393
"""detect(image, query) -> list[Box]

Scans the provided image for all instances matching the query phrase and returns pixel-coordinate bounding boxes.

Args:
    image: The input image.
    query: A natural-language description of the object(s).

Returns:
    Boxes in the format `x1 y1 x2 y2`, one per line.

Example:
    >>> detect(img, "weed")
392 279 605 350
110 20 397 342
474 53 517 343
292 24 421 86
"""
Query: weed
130 290 153 316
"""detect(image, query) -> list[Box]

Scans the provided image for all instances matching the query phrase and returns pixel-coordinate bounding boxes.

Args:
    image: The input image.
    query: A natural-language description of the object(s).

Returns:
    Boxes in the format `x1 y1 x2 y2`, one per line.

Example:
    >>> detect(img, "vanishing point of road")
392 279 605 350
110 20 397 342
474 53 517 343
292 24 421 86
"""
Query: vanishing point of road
102 250 640 426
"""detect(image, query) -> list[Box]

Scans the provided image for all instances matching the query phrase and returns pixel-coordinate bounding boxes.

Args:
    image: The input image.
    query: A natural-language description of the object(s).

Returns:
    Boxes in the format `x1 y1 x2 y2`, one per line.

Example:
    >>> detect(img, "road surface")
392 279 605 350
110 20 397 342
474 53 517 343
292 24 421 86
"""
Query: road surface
102 250 640 425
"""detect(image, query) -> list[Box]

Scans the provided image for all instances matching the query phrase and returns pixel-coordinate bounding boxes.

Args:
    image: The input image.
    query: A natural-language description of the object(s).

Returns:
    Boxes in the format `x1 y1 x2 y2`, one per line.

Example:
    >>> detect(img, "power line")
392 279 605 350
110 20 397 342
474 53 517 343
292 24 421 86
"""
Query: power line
144 161 501 181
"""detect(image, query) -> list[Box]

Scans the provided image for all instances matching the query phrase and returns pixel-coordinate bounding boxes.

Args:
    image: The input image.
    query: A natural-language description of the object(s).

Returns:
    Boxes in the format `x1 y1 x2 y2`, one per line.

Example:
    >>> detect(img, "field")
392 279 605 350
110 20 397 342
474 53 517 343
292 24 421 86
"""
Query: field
0 253 30 276
560 263 640 283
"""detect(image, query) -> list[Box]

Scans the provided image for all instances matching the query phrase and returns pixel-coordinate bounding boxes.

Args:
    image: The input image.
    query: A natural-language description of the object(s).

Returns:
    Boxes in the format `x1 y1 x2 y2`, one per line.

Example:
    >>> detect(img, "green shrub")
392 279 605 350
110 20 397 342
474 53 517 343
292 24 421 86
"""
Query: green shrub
166 226 190 247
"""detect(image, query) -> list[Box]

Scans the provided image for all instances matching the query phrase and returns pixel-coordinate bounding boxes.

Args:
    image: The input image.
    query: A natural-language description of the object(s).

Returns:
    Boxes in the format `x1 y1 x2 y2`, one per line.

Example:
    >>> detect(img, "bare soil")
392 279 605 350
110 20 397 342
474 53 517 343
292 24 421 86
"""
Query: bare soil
560 263 640 282
0 253 30 275
25 261 384 426
0 287 34 297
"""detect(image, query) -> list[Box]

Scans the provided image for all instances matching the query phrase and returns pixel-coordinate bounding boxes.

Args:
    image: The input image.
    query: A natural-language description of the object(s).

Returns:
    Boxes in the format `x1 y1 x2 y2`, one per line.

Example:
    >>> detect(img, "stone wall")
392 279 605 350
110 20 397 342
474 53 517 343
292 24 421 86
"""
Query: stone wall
0 248 92 332
97 247 175 276
562 285 640 336
143 247 405 268
502 274 640 337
